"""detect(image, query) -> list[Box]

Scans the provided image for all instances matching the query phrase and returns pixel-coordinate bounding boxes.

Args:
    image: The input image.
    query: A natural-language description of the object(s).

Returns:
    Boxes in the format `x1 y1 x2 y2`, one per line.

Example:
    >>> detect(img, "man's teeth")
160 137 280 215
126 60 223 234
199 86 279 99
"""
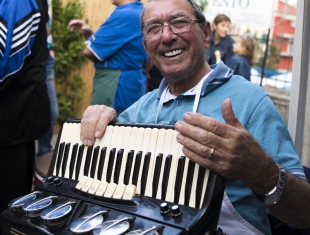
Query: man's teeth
164 49 183 57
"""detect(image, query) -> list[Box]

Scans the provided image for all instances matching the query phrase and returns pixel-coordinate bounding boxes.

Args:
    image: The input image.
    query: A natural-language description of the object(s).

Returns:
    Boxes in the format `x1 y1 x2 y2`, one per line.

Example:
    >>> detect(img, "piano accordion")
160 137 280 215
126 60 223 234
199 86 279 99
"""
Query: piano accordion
0 119 225 235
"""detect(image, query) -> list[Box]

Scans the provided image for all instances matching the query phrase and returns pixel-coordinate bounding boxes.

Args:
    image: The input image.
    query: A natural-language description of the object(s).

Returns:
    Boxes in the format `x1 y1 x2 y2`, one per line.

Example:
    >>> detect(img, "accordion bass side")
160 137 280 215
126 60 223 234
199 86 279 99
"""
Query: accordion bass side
0 119 226 235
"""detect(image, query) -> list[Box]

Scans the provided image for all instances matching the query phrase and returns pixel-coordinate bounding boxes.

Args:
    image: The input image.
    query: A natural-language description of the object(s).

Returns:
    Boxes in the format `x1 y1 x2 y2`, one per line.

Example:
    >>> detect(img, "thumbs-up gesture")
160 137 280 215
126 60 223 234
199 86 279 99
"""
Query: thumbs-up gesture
174 98 278 193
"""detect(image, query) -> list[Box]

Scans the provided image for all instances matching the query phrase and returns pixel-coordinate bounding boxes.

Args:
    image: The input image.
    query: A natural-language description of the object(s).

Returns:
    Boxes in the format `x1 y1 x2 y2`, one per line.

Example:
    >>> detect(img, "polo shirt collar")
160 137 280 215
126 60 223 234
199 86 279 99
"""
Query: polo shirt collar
156 61 233 100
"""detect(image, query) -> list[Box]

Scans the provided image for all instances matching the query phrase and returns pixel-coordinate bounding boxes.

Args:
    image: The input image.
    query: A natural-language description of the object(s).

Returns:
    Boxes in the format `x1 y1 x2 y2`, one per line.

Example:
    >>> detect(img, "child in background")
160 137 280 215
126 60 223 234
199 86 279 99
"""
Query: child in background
227 35 255 81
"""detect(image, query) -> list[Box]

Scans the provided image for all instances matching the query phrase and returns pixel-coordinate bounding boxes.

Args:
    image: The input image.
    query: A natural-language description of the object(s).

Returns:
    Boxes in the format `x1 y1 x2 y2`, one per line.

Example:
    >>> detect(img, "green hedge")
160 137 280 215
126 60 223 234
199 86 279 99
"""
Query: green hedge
52 0 86 124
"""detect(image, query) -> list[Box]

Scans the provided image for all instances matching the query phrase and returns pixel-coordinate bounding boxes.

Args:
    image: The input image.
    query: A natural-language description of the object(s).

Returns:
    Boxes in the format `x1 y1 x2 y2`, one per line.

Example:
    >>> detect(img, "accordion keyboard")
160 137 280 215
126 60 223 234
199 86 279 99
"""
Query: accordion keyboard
54 122 209 209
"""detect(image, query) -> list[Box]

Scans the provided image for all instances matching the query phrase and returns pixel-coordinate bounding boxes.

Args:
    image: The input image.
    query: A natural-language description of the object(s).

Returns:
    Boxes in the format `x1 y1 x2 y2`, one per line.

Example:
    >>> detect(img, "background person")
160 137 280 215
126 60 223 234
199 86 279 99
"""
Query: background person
0 0 50 213
79 0 310 234
226 35 255 81
146 60 163 92
36 16 59 158
205 14 235 65
68 0 148 114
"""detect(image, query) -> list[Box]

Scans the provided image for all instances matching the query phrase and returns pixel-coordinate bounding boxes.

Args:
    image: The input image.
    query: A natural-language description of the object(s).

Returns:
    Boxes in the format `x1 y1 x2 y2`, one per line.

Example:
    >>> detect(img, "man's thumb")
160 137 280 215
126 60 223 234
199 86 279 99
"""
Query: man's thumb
222 98 243 128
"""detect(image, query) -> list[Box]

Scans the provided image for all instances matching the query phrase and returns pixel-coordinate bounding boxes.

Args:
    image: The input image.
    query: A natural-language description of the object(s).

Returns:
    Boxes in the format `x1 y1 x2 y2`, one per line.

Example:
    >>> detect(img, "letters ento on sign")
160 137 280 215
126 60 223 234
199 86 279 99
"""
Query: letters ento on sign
211 0 250 9
205 0 275 28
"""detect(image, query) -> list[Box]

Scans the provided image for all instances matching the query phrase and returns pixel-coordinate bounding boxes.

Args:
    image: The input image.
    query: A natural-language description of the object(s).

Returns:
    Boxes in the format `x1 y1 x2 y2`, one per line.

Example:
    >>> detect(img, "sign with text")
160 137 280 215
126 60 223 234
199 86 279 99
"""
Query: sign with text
204 0 276 27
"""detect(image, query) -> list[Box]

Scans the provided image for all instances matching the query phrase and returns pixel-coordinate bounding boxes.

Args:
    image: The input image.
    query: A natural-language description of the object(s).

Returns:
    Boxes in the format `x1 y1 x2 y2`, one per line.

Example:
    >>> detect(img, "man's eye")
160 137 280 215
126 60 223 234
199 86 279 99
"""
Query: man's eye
147 24 162 34
171 20 188 28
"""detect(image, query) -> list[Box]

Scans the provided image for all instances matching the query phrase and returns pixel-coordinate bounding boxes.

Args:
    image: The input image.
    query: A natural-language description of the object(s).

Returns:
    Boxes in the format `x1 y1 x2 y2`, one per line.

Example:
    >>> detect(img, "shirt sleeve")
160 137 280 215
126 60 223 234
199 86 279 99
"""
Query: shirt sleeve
86 10 138 61
246 95 306 180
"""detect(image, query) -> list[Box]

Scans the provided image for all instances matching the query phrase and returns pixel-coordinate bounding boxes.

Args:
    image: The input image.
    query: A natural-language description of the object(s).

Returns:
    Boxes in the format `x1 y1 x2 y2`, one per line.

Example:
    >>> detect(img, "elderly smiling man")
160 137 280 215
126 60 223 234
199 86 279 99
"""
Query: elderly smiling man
79 0 310 234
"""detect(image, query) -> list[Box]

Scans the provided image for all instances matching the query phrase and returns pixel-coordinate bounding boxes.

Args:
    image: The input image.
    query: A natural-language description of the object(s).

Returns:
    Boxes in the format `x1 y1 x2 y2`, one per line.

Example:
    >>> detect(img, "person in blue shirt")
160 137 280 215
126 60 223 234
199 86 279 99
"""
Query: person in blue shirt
227 35 255 81
205 14 235 65
78 0 310 234
68 0 148 114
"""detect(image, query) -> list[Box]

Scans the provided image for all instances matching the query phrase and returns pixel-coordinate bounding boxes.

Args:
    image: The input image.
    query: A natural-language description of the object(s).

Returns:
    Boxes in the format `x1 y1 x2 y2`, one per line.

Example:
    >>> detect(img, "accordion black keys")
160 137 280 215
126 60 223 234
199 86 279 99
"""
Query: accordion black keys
0 119 225 235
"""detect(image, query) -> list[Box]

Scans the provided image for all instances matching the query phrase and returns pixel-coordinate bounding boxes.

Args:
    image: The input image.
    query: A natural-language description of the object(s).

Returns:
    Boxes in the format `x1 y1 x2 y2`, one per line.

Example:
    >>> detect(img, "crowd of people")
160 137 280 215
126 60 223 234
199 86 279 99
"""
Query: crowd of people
1 0 309 234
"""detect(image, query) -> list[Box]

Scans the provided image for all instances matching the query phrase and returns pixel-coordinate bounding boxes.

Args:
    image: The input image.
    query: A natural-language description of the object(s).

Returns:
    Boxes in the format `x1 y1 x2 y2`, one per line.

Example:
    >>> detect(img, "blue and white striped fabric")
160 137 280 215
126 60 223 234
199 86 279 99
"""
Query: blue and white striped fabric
0 0 40 81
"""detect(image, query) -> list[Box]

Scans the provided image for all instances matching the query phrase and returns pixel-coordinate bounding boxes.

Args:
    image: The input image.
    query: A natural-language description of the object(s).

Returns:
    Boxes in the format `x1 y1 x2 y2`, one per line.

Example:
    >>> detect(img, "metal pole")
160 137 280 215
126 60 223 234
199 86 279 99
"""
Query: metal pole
288 0 310 165
260 28 271 86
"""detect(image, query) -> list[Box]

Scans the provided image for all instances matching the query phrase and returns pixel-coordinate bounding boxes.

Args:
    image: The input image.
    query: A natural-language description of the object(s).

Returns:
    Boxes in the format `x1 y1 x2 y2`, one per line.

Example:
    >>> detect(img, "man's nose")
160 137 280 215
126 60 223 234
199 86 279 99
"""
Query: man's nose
161 24 176 41
162 24 172 33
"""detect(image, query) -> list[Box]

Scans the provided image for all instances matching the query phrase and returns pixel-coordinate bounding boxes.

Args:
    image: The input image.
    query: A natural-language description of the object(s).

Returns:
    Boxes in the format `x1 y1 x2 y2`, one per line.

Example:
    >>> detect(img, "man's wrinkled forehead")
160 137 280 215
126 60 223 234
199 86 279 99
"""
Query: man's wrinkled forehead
145 12 190 26
142 0 193 24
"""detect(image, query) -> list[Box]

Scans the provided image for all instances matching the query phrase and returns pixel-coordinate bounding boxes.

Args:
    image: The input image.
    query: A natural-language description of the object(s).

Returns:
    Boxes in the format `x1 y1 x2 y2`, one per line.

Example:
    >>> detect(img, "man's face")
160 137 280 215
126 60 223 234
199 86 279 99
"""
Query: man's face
142 0 209 82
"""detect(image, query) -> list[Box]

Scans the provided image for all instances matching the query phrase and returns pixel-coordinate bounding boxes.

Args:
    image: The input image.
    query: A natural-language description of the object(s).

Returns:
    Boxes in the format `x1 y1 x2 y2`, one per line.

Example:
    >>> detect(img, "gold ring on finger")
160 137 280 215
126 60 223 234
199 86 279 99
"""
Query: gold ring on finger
209 147 214 158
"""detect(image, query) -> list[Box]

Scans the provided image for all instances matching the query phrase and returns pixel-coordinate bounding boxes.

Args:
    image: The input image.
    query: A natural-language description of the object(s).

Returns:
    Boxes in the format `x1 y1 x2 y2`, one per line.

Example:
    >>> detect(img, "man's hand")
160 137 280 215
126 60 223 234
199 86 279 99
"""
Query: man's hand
68 19 93 39
174 98 278 194
80 105 117 146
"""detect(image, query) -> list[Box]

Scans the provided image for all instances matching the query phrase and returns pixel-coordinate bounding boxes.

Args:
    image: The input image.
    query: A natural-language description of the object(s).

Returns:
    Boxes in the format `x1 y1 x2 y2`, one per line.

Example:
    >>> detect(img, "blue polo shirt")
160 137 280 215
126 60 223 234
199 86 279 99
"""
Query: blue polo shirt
119 62 305 234
87 2 148 111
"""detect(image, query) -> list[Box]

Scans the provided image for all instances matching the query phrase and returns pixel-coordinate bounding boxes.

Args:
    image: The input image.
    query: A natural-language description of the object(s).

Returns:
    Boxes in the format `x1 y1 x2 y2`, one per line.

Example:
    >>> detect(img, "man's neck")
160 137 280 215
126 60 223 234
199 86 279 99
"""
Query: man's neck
116 0 138 6
166 63 211 96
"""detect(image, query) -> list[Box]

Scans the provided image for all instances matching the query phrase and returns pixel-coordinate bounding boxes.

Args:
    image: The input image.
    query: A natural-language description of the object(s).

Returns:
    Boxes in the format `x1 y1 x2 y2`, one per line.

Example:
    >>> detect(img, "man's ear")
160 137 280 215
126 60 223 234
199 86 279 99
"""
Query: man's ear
203 21 212 49
143 38 148 51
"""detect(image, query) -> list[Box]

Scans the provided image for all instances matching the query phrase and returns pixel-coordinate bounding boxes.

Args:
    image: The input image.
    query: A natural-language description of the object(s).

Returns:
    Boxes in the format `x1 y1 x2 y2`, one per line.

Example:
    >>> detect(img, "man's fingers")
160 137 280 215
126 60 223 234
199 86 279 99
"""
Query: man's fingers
221 98 244 130
80 105 117 146
68 20 87 34
80 106 97 145
95 108 117 138
179 99 245 138
181 112 229 137
176 129 212 156
68 20 79 28
175 121 226 152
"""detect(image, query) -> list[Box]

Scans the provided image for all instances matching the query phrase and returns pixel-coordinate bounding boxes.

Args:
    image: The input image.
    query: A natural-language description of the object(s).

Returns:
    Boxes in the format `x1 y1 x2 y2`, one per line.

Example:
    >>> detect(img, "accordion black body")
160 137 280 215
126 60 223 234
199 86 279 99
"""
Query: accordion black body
0 119 226 235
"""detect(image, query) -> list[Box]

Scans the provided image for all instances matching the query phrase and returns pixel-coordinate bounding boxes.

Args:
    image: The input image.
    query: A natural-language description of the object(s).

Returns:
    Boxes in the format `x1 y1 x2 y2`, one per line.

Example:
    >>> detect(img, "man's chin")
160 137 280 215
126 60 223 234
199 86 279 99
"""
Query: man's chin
161 68 188 81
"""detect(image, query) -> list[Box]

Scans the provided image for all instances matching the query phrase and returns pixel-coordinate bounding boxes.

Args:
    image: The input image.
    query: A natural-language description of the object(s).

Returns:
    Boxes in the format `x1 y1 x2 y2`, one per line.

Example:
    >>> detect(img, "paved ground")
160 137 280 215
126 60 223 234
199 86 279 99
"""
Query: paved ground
51 133 58 149
34 133 59 155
